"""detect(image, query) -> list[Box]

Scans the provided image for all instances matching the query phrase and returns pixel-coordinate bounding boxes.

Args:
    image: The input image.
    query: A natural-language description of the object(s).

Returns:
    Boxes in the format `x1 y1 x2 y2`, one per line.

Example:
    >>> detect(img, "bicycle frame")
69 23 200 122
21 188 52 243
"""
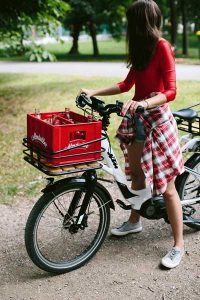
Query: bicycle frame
100 130 200 209
179 133 200 152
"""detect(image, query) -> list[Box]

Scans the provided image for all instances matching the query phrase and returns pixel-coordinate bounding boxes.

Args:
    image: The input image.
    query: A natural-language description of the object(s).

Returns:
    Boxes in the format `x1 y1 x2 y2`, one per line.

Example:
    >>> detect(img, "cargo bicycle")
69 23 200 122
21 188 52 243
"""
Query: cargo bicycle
24 94 200 274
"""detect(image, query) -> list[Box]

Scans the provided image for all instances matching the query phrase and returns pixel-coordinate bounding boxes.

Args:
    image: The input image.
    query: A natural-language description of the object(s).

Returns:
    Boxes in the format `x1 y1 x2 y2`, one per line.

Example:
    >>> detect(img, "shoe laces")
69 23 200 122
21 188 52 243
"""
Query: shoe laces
168 248 179 260
117 222 127 229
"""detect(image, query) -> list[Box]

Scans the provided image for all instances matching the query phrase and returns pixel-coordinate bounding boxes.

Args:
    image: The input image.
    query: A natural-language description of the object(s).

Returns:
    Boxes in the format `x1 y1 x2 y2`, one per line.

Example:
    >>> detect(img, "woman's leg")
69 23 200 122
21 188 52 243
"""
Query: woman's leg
163 180 184 249
126 141 146 224
111 140 145 236
161 180 184 268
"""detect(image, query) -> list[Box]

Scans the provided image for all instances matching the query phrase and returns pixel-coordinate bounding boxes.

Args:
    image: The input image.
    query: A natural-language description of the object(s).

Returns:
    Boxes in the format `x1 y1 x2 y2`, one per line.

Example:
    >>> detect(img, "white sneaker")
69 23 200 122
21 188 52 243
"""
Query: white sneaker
111 220 142 236
161 247 184 269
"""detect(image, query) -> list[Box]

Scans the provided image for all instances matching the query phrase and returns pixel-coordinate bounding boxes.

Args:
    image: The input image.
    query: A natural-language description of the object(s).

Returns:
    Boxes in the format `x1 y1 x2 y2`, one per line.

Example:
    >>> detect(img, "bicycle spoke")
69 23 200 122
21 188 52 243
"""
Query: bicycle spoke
32 187 108 266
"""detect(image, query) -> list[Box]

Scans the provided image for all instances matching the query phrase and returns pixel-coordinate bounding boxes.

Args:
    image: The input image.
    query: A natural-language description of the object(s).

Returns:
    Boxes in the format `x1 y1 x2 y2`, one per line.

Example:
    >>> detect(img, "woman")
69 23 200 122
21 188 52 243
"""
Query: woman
80 0 185 269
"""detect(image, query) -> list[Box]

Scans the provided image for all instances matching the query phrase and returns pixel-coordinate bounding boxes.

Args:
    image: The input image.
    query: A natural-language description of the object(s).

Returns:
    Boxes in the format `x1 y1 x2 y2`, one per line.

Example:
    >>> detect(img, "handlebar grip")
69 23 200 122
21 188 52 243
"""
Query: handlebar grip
76 93 106 113
76 93 92 108
135 106 145 113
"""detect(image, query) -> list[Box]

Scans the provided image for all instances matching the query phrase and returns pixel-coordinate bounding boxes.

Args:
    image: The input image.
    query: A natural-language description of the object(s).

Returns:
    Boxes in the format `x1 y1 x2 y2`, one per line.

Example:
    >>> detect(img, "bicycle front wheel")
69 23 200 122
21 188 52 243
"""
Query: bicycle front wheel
25 181 111 274
176 153 200 230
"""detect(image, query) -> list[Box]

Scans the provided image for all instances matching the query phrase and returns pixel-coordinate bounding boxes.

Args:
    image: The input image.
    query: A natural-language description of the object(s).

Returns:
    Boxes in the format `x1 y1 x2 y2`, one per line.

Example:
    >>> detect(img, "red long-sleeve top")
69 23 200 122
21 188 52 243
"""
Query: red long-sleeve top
117 39 176 102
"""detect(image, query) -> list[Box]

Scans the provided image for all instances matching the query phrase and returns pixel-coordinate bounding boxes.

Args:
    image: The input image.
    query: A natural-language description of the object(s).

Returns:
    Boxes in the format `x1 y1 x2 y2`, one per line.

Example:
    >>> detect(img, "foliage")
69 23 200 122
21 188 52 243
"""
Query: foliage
63 0 132 55
65 0 94 24
98 1 128 40
0 0 70 61
0 0 199 59
179 0 200 30
64 0 131 39
26 44 56 62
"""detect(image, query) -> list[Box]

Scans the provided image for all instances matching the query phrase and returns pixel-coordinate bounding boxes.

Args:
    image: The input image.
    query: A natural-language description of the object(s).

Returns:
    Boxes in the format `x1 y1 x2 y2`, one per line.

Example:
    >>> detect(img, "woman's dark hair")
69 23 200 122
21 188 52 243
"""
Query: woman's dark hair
126 0 162 71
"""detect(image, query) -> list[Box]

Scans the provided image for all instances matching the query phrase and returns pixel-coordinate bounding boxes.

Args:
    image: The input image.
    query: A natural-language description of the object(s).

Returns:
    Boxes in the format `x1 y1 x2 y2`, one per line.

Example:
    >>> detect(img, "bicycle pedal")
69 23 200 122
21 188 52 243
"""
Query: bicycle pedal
116 199 132 210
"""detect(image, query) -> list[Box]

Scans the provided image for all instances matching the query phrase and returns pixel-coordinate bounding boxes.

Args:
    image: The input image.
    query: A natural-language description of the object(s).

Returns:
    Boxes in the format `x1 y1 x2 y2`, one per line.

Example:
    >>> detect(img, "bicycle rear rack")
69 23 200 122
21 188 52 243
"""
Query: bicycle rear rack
177 117 200 135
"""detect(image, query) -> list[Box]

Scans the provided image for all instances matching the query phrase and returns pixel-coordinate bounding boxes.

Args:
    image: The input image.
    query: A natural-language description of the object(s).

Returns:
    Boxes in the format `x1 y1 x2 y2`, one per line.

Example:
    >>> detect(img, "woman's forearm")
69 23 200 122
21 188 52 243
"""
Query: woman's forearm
145 93 167 109
81 85 121 97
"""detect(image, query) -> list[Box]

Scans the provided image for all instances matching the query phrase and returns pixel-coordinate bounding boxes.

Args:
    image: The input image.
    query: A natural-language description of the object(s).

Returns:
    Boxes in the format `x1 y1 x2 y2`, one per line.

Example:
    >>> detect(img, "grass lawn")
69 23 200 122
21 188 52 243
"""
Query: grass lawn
0 73 200 205
0 34 199 63
45 34 200 63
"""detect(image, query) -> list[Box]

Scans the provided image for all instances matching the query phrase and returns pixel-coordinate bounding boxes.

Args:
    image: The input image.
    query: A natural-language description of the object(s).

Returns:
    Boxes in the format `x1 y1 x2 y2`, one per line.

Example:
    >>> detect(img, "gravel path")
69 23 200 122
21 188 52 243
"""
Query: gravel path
0 61 200 80
0 183 200 300
1 59 199 299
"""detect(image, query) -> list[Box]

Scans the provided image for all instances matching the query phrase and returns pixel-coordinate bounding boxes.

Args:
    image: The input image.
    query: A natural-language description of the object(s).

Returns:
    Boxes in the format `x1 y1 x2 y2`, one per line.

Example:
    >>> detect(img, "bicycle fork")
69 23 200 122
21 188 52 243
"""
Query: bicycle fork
63 170 97 231
76 170 97 226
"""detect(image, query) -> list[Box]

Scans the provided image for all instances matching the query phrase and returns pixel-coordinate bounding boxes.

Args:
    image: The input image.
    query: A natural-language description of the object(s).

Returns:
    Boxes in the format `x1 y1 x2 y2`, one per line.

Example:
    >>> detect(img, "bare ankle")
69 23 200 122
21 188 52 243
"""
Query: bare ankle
174 242 184 249
129 210 140 224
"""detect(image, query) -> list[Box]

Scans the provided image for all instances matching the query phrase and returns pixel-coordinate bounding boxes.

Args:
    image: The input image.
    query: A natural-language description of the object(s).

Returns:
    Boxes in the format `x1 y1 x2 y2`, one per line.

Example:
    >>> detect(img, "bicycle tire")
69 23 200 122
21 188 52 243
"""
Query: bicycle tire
175 153 200 230
25 181 111 274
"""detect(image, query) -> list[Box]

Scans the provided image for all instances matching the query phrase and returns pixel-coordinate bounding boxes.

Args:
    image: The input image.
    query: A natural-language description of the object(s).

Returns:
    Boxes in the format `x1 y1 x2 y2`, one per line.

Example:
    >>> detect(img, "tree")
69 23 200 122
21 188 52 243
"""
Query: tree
168 0 178 48
178 0 200 56
180 0 188 55
184 0 200 32
0 0 69 60
64 0 131 56
65 0 97 55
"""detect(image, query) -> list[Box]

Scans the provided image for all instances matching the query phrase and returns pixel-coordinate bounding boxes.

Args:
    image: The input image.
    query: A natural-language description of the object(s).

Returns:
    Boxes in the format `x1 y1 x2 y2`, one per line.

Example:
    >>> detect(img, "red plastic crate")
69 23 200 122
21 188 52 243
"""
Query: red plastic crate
27 110 102 166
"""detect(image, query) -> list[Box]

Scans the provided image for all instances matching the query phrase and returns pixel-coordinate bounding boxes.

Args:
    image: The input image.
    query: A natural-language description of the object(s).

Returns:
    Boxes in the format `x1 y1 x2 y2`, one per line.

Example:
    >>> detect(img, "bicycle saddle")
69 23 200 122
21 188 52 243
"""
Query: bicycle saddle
172 108 197 121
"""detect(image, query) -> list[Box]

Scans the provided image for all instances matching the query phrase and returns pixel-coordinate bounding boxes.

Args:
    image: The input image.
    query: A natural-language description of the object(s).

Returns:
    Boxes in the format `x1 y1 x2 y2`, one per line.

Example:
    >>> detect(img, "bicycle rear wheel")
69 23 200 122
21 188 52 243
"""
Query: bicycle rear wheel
25 181 111 273
176 153 200 230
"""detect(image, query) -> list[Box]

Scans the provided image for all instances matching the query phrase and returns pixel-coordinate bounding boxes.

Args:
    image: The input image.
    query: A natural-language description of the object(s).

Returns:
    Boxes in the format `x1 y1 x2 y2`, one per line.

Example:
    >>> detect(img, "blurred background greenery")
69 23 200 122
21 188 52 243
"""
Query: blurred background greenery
0 73 199 204
0 0 200 63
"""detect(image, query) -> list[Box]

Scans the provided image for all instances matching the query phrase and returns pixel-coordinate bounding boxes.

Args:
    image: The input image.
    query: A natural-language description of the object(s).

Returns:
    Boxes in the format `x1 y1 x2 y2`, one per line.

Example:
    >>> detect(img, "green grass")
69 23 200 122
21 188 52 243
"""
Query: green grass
44 39 127 62
0 73 200 205
45 34 200 62
0 34 199 63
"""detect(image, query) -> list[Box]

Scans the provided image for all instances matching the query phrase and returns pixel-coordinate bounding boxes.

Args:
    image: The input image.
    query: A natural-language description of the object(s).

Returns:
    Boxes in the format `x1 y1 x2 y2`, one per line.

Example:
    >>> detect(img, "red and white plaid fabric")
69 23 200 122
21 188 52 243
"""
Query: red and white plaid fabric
116 103 184 195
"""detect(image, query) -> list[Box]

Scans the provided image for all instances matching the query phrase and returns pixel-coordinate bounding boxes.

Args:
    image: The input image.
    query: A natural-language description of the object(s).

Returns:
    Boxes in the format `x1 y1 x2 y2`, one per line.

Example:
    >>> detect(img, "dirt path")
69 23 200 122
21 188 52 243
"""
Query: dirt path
0 61 200 80
0 186 200 300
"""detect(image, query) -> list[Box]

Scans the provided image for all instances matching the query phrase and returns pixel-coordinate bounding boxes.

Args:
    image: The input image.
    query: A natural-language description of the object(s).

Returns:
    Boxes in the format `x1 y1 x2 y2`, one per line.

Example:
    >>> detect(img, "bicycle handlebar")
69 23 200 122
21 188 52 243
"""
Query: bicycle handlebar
76 93 123 116
76 93 145 117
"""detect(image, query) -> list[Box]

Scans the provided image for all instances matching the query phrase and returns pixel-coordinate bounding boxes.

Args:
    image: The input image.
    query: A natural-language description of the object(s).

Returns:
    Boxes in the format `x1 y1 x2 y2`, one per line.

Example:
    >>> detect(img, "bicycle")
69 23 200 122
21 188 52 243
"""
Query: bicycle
23 94 200 274
173 103 200 153
173 103 200 228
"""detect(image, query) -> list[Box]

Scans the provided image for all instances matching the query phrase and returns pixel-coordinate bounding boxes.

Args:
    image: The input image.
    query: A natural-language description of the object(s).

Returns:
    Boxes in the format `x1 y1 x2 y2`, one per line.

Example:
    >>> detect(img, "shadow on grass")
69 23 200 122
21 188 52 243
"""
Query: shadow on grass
0 53 127 62
0 79 72 116
55 53 126 62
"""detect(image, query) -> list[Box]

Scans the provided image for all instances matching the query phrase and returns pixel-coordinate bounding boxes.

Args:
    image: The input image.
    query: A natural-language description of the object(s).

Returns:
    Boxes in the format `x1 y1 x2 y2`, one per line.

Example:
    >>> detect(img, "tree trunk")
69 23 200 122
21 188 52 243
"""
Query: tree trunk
88 22 99 56
68 23 82 55
181 0 188 55
169 0 178 51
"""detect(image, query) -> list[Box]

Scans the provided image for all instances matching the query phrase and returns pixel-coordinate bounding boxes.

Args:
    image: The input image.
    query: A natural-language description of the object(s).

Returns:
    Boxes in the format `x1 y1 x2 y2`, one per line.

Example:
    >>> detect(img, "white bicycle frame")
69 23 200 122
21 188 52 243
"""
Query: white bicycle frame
99 130 200 209
179 133 200 153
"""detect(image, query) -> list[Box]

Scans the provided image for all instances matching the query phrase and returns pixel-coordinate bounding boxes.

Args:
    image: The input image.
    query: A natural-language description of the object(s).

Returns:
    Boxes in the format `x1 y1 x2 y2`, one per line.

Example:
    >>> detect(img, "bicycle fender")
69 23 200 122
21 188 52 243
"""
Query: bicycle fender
183 153 200 167
41 177 85 193
41 177 115 210
95 182 115 210
175 152 200 187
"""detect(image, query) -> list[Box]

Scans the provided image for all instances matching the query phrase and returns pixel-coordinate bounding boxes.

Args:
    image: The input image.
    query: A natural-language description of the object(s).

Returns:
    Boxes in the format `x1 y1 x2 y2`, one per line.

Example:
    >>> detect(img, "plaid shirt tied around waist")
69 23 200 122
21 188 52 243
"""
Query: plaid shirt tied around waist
116 103 184 196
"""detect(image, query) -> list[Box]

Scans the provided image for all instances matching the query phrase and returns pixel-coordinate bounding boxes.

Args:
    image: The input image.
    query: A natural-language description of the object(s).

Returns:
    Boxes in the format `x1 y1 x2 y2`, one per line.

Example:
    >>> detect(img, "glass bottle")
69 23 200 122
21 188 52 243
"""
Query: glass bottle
35 109 41 119
87 115 93 122
65 108 70 119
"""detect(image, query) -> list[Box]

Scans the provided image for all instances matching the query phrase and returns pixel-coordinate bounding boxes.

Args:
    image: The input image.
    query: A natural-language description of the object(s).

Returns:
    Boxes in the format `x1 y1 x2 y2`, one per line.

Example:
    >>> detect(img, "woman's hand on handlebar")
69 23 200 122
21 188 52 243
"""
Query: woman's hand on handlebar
79 88 96 97
122 100 147 116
